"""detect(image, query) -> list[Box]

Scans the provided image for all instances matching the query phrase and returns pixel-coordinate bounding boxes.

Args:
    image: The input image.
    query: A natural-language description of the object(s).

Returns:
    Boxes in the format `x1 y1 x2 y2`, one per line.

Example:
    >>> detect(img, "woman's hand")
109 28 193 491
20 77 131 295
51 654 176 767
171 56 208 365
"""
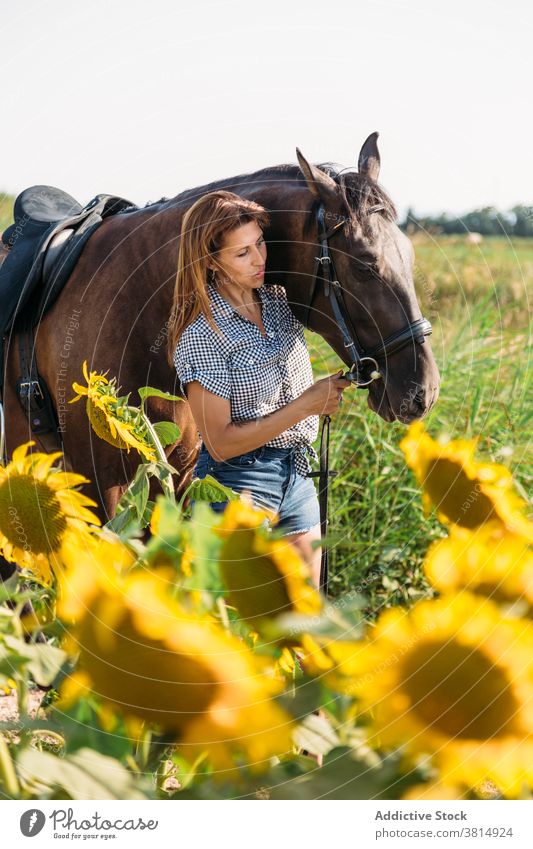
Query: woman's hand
300 370 352 416
185 370 352 461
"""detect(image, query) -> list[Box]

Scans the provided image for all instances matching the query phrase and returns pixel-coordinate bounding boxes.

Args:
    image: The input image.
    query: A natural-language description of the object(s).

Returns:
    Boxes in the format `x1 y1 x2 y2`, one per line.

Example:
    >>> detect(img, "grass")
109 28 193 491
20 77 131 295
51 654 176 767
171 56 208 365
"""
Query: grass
306 234 533 610
0 193 14 233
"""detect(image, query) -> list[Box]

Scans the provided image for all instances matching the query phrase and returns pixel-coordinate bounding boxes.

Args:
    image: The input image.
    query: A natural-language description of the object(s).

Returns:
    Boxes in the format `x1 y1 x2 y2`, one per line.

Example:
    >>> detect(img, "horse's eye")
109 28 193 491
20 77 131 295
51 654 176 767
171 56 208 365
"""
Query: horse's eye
355 254 377 271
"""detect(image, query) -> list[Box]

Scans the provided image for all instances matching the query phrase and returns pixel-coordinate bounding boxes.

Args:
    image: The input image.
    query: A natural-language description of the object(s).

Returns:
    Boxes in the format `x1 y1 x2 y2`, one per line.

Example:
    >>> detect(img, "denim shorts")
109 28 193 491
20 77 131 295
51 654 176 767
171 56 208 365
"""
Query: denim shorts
190 444 320 536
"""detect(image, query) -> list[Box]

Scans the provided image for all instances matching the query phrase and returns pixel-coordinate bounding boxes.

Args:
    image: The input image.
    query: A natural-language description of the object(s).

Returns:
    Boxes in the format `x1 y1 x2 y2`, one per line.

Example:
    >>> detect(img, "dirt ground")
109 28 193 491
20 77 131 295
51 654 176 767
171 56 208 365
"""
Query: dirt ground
0 688 46 725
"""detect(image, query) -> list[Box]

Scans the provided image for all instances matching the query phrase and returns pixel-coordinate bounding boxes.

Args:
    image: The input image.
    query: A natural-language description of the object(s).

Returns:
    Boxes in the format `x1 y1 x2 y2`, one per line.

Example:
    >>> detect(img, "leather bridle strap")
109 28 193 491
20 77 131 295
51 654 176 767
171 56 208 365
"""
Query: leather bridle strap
301 201 433 595
302 202 433 386
366 317 433 359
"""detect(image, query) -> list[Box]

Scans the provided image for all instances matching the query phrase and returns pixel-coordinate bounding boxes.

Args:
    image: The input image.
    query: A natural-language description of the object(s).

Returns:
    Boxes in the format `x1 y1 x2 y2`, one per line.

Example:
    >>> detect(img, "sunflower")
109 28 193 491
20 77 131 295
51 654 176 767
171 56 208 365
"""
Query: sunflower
215 500 322 630
69 360 156 462
425 524 533 607
400 422 532 538
0 441 100 585
402 782 468 800
57 549 293 772
333 591 533 797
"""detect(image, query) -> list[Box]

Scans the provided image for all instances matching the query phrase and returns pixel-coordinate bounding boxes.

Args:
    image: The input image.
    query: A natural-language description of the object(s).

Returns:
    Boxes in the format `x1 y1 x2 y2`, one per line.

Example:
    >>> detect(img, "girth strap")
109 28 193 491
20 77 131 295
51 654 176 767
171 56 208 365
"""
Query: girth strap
16 323 64 455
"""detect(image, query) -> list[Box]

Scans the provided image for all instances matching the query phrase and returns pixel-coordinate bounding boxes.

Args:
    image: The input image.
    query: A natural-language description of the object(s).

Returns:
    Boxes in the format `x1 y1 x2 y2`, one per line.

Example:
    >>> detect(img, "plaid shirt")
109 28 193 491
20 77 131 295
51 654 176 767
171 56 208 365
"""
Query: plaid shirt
173 282 319 476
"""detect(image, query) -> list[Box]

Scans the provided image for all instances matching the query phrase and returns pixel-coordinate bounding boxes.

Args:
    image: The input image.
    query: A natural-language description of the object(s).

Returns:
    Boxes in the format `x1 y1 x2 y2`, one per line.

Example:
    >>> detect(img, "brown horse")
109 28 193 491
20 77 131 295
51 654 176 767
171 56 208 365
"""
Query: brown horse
2 133 440 525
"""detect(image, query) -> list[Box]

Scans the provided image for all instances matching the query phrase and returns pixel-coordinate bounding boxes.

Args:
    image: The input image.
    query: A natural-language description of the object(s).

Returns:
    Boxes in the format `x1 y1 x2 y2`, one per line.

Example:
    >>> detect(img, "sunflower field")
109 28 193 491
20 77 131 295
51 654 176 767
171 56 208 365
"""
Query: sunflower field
0 235 532 801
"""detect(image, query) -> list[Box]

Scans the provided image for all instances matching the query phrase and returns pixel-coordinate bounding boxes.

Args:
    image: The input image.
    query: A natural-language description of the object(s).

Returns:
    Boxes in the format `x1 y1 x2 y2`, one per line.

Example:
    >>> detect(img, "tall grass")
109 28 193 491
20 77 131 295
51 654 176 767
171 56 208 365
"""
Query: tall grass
307 235 533 607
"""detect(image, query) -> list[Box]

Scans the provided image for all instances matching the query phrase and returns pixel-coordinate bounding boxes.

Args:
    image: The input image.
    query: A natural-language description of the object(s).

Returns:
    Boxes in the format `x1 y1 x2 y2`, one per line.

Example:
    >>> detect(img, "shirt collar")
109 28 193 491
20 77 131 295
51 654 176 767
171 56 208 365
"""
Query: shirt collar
207 281 269 320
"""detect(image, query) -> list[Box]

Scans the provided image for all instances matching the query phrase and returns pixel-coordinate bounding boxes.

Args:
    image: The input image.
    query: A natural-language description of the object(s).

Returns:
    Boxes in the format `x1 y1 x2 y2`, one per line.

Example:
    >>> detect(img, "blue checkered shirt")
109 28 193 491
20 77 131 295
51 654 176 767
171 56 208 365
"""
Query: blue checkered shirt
173 282 319 476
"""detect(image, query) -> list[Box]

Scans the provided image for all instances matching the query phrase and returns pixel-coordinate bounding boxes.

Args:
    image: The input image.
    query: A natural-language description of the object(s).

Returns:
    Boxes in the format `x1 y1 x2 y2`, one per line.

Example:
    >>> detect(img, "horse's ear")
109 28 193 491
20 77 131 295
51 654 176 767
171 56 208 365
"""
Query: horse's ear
296 148 338 202
358 132 381 182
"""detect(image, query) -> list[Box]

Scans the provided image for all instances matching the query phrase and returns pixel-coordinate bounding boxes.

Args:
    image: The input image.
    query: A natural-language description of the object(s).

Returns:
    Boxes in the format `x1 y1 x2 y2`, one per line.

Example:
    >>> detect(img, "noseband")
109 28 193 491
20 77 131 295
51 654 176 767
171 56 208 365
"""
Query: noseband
301 203 432 387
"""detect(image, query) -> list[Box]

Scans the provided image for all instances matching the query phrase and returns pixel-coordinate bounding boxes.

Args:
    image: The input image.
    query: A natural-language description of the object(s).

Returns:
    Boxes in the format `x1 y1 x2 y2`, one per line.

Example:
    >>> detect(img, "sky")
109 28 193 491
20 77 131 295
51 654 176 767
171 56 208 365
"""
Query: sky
1 0 531 217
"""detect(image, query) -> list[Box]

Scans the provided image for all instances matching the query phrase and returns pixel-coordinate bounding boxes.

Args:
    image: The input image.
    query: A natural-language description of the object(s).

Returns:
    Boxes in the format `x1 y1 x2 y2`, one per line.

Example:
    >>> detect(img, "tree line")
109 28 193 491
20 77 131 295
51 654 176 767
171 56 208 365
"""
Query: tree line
401 205 533 237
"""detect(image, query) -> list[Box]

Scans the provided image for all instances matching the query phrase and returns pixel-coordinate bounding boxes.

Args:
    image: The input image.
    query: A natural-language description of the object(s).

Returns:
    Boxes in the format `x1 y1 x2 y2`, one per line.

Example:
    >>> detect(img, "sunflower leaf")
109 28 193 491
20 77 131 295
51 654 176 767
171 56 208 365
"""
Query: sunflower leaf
187 475 238 503
138 386 182 403
149 496 183 540
152 420 182 446
268 746 401 800
277 677 322 718
3 637 68 687
16 747 152 800
106 503 140 536
128 467 150 521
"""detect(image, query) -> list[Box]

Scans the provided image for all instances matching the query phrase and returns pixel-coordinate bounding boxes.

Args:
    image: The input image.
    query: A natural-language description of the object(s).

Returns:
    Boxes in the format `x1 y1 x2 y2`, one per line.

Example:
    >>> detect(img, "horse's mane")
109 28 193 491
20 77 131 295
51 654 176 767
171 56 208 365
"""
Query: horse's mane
317 162 397 228
135 162 397 235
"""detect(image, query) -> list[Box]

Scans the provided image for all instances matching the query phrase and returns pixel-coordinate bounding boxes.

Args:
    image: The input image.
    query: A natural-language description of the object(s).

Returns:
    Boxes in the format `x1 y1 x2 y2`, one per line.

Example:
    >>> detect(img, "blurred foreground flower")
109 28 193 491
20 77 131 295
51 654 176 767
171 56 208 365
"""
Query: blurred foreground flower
69 360 156 461
215 500 322 630
425 524 533 608
337 591 533 798
400 422 532 539
58 545 293 771
0 441 100 585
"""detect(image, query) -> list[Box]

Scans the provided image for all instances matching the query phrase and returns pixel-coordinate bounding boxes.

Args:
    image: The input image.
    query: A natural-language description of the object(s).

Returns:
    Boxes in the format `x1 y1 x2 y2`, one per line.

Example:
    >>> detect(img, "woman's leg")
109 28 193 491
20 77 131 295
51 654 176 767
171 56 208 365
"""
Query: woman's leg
285 523 322 589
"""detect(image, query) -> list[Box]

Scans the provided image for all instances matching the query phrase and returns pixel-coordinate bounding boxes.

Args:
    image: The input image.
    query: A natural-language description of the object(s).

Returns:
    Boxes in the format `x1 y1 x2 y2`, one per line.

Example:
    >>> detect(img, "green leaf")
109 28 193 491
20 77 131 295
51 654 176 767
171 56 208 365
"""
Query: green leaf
105 503 140 536
16 747 152 799
2 637 67 687
140 499 155 527
277 677 322 719
142 461 178 481
269 746 402 800
263 598 366 643
138 386 182 403
129 469 150 521
181 502 225 595
187 475 238 503
152 420 182 446
150 495 183 540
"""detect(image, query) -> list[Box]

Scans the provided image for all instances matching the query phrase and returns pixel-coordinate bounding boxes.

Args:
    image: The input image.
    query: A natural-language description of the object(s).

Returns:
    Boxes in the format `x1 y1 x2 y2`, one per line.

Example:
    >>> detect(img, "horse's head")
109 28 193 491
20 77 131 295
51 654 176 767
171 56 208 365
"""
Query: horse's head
295 133 440 422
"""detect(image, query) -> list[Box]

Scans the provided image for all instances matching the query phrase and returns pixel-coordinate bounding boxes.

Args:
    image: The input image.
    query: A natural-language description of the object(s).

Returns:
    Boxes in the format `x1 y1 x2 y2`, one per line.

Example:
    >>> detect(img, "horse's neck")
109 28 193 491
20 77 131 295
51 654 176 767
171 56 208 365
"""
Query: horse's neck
132 166 309 299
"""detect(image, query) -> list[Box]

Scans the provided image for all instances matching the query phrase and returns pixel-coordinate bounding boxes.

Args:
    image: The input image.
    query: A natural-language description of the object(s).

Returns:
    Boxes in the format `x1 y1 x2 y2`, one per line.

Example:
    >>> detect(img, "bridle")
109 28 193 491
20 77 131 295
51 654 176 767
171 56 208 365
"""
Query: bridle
301 203 433 387
302 202 433 595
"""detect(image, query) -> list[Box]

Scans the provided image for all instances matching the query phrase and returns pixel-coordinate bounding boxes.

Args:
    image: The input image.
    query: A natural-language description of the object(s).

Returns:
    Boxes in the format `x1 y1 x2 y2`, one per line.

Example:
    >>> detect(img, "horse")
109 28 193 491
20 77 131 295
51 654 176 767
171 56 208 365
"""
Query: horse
1 132 440 530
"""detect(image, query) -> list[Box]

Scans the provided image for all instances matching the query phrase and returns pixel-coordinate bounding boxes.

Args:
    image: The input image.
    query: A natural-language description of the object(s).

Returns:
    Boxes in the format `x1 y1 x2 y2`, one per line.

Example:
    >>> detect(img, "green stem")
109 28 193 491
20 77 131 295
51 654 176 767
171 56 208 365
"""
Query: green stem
0 737 20 797
16 676 29 721
128 406 175 501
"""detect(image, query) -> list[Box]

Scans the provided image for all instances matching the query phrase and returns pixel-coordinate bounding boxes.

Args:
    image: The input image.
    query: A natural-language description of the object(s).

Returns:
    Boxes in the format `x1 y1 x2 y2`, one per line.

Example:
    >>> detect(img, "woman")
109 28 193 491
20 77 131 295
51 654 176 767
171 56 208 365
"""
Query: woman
167 191 350 587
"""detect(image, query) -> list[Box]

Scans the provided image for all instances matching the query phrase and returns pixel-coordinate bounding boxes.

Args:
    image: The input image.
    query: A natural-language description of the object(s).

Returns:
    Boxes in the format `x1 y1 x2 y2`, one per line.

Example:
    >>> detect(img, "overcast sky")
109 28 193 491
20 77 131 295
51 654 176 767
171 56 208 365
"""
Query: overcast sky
1 0 531 217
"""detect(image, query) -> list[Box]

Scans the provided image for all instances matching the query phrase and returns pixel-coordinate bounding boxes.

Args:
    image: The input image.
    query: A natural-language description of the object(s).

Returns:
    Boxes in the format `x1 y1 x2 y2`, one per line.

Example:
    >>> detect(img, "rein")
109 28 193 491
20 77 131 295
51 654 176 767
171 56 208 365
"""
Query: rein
303 203 433 594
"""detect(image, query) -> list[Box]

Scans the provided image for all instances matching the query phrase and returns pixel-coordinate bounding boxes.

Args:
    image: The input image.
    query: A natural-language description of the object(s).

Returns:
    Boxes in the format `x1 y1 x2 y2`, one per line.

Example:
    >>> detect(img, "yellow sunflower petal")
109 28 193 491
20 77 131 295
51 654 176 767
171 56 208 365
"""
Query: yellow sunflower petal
29 451 64 480
335 591 533 797
216 499 321 630
47 471 92 490
0 442 99 584
400 423 533 540
11 441 35 465
58 561 293 771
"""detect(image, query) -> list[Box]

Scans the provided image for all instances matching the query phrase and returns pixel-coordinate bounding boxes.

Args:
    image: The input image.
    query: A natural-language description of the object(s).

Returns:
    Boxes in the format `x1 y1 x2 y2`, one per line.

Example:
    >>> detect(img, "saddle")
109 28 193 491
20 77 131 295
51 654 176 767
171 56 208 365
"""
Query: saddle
0 185 136 451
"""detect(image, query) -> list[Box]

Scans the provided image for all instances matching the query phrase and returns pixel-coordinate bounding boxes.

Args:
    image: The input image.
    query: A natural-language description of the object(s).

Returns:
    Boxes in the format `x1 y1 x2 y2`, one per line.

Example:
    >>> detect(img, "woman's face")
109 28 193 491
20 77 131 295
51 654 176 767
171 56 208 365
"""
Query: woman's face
209 220 267 290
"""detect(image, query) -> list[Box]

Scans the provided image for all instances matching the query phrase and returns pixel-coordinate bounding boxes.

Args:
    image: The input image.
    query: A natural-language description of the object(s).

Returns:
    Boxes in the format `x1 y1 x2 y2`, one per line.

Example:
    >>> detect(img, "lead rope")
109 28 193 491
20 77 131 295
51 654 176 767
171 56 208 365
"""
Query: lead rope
307 414 337 595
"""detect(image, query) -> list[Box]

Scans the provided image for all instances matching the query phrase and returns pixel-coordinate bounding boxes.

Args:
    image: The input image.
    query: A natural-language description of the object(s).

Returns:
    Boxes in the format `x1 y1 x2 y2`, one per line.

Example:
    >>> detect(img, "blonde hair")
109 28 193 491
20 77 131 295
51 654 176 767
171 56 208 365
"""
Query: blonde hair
166 191 270 366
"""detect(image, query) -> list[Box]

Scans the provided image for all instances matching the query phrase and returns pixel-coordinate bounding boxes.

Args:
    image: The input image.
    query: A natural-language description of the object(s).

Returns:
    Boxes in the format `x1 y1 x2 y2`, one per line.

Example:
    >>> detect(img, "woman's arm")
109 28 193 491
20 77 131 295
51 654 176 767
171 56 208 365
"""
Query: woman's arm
186 372 351 461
